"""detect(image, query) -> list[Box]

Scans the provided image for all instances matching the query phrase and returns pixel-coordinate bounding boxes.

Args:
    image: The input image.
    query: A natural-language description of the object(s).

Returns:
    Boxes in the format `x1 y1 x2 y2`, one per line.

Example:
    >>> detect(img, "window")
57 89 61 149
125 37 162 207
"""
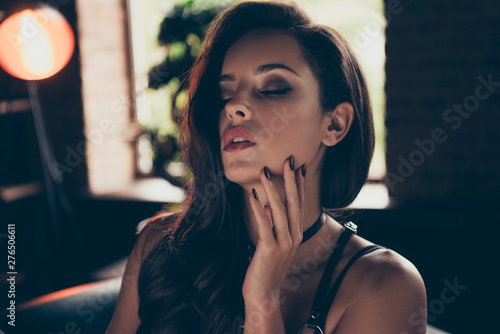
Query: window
127 0 389 207
300 0 387 182
300 0 389 207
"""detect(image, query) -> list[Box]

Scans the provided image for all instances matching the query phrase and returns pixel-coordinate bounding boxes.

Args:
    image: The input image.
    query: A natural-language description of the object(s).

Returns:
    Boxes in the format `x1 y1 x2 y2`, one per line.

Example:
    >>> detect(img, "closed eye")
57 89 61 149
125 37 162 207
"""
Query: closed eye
260 87 293 97
220 87 293 105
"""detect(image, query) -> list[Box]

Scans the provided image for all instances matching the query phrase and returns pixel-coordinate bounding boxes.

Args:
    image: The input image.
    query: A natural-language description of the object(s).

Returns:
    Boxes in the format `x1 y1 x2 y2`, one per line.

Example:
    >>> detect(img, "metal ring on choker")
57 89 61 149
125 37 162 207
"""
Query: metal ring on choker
296 322 324 334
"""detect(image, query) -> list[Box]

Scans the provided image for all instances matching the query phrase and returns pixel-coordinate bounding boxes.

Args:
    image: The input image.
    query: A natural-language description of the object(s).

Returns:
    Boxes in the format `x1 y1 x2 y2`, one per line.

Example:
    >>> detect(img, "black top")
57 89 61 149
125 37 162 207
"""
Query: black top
297 222 385 334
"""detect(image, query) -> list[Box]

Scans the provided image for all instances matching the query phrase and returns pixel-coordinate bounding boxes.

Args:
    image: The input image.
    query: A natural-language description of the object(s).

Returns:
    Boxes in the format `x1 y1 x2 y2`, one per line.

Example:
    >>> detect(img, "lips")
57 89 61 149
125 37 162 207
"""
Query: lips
223 127 257 149
223 141 256 152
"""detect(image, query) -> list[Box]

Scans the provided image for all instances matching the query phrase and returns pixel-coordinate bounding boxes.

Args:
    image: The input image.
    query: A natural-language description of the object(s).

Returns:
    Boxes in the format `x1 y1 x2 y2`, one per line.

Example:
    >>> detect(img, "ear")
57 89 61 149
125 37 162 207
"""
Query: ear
321 102 354 147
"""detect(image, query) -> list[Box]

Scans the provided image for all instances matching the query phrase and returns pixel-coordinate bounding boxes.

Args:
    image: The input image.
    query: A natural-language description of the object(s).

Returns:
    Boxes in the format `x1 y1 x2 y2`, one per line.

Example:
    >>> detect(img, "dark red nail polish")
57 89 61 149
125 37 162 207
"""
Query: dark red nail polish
252 188 259 200
301 164 306 177
264 166 271 180
289 155 294 170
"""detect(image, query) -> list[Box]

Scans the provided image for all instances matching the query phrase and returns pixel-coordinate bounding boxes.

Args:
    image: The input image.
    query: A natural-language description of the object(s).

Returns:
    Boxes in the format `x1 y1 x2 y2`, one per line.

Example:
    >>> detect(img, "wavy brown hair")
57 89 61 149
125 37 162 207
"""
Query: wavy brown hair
136 1 374 333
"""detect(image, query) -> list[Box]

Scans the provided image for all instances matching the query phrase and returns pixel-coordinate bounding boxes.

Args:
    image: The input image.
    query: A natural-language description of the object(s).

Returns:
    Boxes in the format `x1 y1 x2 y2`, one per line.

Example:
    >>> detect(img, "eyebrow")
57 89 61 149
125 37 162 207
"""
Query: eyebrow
219 63 300 82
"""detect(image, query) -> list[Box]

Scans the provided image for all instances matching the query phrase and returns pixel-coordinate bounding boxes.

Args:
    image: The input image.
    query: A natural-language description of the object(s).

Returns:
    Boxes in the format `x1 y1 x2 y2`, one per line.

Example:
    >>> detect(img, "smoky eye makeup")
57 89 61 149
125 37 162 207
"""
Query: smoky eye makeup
262 72 296 86
259 86 293 97
219 88 232 102
218 75 295 102
220 86 292 102
259 78 294 96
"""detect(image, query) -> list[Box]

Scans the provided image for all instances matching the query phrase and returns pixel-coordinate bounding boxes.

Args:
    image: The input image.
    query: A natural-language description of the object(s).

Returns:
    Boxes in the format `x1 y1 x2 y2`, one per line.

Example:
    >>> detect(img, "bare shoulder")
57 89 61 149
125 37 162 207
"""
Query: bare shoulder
327 236 427 334
354 245 424 291
133 212 177 262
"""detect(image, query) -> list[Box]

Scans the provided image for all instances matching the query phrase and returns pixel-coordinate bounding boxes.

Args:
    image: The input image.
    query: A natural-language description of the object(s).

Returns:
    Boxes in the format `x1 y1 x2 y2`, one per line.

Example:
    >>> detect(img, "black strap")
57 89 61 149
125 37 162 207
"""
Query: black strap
247 209 325 259
304 236 385 332
305 227 354 326
302 210 325 243
316 244 384 329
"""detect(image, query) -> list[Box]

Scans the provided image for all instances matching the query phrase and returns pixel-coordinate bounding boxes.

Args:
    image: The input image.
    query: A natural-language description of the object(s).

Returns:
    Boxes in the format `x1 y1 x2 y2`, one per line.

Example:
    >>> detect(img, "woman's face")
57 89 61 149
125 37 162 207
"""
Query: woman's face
219 29 329 185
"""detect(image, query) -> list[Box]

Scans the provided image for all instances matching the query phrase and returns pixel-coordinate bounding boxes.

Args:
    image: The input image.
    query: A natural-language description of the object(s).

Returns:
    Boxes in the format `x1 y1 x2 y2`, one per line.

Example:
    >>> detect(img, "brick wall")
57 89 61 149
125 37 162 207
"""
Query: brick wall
384 0 500 203
75 0 136 194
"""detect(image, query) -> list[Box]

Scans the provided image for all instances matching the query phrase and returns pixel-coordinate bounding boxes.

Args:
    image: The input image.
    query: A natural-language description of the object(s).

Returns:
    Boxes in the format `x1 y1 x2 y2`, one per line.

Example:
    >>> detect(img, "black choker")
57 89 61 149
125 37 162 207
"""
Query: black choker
247 209 325 259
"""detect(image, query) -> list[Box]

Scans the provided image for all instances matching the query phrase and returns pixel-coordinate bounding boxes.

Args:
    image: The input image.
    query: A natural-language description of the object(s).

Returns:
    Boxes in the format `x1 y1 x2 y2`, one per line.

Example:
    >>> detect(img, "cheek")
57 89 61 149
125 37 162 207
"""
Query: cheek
266 103 324 159
257 106 316 150
254 108 300 146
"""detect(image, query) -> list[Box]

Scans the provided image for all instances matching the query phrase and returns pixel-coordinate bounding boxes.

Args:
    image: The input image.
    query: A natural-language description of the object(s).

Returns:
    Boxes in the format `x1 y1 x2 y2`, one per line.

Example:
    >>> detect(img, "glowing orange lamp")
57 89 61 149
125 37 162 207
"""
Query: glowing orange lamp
0 4 77 250
0 4 75 80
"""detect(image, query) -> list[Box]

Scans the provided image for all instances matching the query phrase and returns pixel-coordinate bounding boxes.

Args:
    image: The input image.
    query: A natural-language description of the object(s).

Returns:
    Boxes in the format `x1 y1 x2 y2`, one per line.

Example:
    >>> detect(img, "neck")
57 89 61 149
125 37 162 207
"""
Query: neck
241 170 323 249
239 166 334 284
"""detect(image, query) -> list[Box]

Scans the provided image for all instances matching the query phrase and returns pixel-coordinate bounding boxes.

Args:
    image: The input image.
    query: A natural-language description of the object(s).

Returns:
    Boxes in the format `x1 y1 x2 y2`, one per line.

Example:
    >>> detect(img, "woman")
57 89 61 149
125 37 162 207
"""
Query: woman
106 1 427 333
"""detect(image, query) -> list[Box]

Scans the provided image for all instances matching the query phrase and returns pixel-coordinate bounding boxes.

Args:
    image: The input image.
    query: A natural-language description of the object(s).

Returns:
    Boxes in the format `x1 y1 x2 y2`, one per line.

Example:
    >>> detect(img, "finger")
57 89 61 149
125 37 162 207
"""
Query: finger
249 188 275 244
296 163 306 233
264 203 273 228
283 156 302 245
260 167 290 246
264 204 278 239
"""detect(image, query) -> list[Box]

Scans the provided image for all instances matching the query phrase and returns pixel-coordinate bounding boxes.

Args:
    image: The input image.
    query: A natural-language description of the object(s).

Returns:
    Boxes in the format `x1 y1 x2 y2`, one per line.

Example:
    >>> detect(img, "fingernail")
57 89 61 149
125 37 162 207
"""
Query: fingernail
301 164 306 177
252 188 259 200
289 155 294 170
264 166 271 180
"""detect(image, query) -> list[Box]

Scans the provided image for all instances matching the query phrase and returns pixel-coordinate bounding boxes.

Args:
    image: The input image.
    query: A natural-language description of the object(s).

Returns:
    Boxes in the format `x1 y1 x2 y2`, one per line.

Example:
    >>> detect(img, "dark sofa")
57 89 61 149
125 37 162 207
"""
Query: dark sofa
14 277 121 334
11 275 450 334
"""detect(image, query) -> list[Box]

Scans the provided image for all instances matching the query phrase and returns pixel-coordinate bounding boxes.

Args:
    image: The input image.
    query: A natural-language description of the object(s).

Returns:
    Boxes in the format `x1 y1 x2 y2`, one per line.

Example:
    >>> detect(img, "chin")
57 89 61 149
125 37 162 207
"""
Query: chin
223 161 259 185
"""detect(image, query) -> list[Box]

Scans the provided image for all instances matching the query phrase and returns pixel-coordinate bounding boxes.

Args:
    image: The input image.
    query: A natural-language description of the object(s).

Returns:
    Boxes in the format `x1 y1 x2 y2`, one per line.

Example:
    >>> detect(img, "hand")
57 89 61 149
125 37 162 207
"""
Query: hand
242 156 306 306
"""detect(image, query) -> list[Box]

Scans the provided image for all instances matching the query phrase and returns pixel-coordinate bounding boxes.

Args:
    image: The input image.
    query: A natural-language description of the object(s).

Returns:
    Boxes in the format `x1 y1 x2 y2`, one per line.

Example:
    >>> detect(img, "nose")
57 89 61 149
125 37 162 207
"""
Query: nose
223 91 253 121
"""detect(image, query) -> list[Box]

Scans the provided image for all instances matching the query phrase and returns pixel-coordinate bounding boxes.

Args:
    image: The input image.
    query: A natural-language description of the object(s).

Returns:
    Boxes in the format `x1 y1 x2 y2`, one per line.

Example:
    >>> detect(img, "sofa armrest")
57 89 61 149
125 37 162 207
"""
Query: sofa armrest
8 277 121 334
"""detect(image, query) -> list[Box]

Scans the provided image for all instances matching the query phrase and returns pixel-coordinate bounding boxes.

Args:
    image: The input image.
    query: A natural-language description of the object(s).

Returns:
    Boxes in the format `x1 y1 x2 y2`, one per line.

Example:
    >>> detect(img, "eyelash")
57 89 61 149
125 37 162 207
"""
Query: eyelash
261 87 293 97
221 87 292 104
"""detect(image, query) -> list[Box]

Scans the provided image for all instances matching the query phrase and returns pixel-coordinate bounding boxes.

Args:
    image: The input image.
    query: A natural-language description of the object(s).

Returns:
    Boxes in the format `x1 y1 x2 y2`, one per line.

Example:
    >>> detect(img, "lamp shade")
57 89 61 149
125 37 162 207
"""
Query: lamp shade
0 5 75 80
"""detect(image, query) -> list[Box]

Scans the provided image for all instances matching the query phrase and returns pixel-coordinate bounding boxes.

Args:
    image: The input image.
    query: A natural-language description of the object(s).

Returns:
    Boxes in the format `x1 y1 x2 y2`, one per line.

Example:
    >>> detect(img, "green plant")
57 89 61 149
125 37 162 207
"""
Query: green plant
148 0 228 125
142 0 232 188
